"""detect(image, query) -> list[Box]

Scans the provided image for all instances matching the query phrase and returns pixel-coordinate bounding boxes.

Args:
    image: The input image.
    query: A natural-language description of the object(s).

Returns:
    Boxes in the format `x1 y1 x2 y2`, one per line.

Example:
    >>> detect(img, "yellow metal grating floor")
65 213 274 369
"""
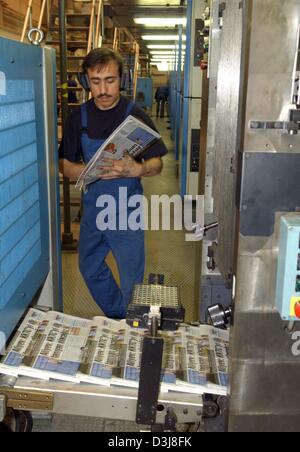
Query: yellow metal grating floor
61 117 198 324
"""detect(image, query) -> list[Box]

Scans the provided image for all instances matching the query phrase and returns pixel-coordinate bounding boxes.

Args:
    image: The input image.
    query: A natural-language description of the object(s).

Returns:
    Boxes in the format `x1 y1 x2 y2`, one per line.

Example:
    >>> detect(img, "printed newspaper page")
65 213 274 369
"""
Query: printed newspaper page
0 309 91 382
180 328 213 386
114 327 144 387
181 325 229 387
209 328 229 387
177 325 229 395
76 115 161 191
0 310 229 396
112 328 184 390
78 321 126 386
0 310 128 386
0 309 46 378
160 331 182 385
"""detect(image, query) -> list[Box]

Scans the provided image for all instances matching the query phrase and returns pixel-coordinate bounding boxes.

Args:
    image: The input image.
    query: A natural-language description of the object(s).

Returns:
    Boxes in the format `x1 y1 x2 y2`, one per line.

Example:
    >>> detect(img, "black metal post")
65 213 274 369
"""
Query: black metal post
59 0 77 251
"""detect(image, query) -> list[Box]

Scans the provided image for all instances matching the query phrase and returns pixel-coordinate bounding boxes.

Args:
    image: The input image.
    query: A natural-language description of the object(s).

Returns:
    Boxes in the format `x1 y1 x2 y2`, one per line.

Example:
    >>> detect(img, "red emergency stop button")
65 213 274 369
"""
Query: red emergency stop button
295 302 300 319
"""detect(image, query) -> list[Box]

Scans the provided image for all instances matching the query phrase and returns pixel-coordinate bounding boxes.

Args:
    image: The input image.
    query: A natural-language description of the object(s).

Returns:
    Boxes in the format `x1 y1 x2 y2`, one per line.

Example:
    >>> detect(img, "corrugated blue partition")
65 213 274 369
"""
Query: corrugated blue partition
0 38 52 339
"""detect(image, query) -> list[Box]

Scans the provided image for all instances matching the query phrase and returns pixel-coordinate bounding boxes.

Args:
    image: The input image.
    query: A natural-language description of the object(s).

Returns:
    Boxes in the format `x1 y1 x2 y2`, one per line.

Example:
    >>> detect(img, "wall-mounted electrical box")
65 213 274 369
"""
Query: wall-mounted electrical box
275 216 300 321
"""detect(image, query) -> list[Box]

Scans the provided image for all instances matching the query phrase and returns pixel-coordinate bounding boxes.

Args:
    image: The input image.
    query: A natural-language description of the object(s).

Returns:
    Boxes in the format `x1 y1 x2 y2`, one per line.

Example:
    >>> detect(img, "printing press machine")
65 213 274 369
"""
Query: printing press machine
0 280 213 432
2 0 300 432
0 36 215 432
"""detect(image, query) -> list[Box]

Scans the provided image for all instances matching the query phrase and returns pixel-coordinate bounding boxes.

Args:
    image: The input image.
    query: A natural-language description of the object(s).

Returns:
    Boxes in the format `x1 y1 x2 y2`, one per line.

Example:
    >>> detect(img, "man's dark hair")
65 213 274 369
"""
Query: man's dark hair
82 47 124 79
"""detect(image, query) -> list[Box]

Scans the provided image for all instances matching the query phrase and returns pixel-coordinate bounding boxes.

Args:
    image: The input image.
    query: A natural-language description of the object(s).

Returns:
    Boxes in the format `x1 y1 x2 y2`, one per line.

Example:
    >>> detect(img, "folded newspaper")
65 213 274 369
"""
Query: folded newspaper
0 309 229 396
76 115 161 191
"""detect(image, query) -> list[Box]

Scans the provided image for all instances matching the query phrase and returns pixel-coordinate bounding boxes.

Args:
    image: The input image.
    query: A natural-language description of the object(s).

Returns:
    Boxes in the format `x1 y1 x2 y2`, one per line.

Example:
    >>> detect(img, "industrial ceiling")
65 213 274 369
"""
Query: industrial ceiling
104 0 187 54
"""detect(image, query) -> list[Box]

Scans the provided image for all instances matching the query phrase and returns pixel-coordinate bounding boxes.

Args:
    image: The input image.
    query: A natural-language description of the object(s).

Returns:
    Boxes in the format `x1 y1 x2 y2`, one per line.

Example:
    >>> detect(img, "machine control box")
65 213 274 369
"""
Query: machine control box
126 284 185 331
275 216 300 321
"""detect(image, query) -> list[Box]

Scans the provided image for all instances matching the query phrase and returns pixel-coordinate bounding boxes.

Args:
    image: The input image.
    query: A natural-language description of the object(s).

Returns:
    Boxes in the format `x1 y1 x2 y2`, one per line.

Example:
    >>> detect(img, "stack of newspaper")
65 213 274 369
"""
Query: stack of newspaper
76 115 161 191
0 309 229 396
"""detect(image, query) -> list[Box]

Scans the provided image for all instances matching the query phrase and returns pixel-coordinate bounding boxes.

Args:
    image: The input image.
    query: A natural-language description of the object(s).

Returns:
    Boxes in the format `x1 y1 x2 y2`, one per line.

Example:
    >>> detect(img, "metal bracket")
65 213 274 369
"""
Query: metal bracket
192 222 219 241
0 388 53 412
0 395 6 422
136 336 164 425
148 306 162 335
250 108 300 135
0 71 6 96
163 407 177 432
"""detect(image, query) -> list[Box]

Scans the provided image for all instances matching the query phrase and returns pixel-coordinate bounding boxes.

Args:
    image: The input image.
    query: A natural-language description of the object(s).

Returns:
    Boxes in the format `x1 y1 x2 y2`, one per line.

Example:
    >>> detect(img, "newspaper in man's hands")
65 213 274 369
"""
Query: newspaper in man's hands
76 115 161 191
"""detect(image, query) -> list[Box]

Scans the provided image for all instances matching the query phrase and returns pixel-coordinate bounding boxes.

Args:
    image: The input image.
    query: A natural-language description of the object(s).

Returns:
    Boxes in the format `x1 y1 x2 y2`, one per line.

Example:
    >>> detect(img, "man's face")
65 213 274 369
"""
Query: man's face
87 61 121 110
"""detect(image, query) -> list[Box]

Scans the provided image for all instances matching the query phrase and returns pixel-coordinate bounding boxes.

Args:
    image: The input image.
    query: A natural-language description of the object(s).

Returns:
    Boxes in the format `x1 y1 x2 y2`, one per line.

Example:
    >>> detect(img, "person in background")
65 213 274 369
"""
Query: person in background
155 85 169 118
68 74 79 104
59 48 168 319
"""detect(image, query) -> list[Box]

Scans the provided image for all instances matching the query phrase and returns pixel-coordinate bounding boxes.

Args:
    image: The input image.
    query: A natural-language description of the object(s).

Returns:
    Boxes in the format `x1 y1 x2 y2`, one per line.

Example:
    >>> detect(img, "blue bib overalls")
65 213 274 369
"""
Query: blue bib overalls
78 101 145 319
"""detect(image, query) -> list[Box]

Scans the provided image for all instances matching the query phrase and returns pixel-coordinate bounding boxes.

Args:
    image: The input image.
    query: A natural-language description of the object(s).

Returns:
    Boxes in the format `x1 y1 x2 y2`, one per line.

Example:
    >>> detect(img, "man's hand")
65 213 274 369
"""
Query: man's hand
100 153 143 180
59 159 86 180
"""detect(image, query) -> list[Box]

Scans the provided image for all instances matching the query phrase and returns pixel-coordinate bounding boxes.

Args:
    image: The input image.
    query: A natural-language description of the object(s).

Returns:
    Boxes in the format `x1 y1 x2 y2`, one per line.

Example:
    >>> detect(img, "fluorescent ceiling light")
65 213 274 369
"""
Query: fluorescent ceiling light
134 18 187 27
151 62 173 71
151 55 176 58
151 57 176 60
147 45 186 50
151 57 178 60
148 45 176 49
142 35 186 41
150 51 176 55
151 63 175 66
150 53 185 58
151 58 175 62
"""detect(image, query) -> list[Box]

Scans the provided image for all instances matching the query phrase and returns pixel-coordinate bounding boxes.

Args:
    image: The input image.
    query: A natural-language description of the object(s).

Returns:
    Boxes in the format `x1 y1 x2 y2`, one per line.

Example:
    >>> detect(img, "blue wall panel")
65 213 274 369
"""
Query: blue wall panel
136 78 153 109
181 97 189 197
0 38 50 339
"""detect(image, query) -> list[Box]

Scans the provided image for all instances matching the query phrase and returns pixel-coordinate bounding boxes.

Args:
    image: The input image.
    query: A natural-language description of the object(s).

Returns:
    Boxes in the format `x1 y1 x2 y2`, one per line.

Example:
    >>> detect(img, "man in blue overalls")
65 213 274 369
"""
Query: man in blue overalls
59 48 168 319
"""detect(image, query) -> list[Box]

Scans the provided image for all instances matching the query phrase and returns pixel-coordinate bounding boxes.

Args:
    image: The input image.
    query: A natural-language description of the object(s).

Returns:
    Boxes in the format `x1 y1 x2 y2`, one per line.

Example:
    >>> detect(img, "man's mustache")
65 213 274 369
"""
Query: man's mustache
97 94 112 99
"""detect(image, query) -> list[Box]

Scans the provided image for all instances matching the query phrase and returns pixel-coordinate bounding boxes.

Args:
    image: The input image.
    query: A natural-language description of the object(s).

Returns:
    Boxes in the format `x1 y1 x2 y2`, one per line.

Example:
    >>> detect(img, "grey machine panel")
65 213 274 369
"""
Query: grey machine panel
240 153 300 236
212 0 247 279
226 0 300 432
243 0 300 154
205 0 222 219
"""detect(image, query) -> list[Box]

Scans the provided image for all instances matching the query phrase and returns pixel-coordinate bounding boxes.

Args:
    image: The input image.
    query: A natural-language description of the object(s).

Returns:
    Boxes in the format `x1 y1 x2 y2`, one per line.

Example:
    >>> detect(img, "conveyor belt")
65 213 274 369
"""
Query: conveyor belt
0 376 203 425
